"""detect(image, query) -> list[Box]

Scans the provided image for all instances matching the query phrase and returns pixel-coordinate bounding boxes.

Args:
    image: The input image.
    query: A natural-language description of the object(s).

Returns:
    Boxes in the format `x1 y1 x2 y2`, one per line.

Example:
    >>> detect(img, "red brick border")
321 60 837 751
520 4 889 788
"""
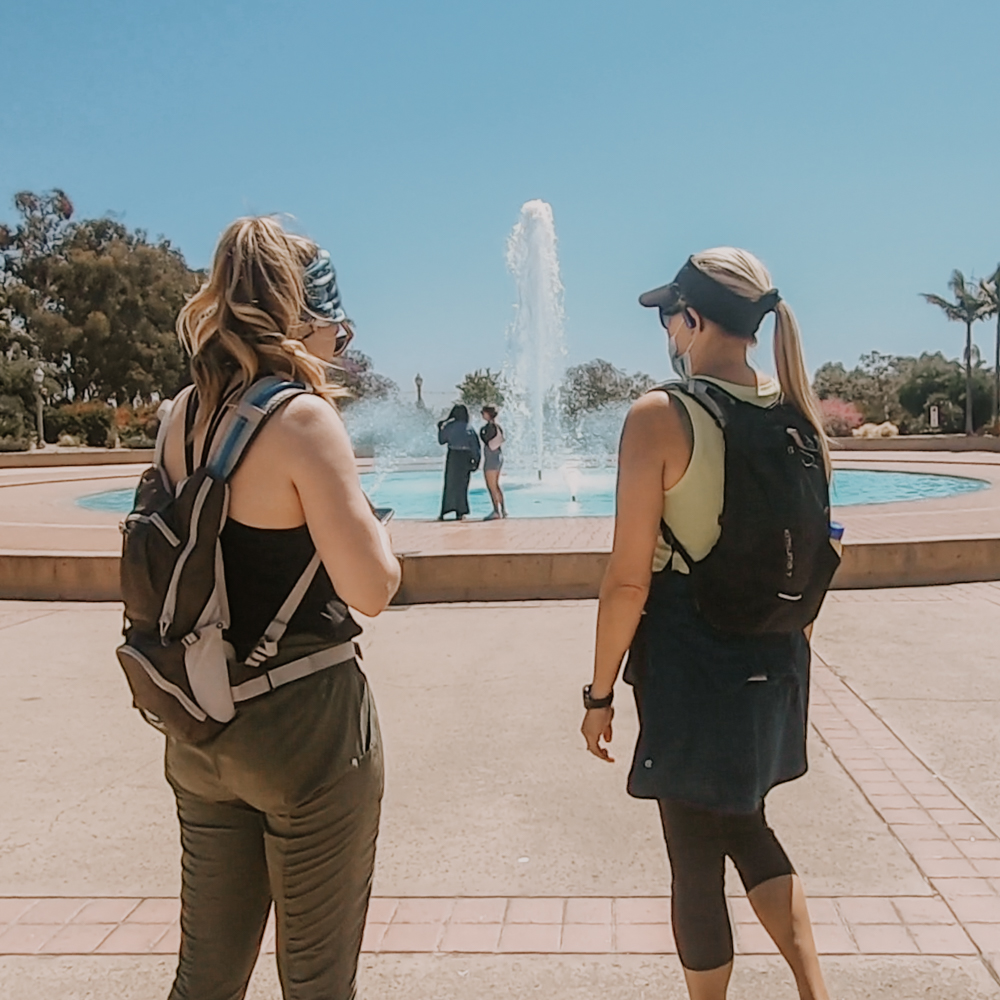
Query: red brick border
0 892 980 957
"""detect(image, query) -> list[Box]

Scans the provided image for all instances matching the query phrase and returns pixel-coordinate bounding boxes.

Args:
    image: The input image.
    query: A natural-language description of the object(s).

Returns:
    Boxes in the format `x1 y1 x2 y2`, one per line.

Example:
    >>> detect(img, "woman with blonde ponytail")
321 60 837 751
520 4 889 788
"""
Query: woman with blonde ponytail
160 217 399 1000
581 249 835 1000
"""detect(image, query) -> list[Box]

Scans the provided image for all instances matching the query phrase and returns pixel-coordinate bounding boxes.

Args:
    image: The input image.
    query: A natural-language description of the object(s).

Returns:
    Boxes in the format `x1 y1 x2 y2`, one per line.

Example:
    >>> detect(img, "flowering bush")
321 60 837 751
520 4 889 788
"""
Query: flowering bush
819 398 864 437
115 402 162 447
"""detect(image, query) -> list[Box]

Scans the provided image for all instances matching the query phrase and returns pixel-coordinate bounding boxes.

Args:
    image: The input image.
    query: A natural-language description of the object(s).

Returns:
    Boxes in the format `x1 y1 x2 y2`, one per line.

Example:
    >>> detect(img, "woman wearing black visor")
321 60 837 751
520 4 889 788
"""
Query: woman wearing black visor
582 248 839 1000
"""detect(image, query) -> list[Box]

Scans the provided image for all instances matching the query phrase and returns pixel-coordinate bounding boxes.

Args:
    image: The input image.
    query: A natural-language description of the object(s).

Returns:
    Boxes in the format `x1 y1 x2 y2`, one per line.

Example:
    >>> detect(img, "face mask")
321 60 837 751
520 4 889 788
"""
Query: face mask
667 330 694 380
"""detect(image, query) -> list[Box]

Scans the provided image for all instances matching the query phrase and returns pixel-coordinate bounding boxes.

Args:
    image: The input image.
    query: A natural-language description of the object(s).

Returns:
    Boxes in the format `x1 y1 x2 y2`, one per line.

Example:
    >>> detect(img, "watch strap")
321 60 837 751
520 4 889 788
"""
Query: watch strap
583 684 614 710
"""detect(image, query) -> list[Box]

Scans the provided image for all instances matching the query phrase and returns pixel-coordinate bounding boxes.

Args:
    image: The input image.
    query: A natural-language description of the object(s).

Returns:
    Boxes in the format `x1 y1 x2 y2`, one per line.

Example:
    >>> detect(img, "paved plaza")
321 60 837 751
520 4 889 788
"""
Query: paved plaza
2 582 1000 997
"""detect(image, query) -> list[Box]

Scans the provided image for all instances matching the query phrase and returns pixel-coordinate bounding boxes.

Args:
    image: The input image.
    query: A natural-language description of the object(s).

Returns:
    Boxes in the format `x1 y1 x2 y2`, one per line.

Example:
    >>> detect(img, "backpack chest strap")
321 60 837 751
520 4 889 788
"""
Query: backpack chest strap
244 552 323 666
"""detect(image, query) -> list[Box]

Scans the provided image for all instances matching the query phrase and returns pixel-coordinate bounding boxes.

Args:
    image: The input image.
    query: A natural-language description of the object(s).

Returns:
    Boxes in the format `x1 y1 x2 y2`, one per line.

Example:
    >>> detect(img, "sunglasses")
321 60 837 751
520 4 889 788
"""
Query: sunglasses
658 305 684 329
300 317 354 356
333 321 354 357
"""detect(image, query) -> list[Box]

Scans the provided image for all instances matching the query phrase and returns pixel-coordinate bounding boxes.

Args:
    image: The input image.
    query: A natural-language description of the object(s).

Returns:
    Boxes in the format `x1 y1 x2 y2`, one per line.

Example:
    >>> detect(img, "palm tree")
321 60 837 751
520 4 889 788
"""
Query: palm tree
922 270 993 434
981 267 1000 431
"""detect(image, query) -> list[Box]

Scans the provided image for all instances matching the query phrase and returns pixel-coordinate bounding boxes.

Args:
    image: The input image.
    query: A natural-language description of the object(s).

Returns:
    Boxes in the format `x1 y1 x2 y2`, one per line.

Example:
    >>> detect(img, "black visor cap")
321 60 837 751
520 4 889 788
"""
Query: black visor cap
639 258 779 339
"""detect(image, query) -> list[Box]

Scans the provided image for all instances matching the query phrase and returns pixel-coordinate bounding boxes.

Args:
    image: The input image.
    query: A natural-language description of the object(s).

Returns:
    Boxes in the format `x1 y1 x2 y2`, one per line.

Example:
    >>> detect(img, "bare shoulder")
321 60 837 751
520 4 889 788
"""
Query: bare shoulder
264 392 349 446
247 392 352 472
623 388 684 442
277 391 344 431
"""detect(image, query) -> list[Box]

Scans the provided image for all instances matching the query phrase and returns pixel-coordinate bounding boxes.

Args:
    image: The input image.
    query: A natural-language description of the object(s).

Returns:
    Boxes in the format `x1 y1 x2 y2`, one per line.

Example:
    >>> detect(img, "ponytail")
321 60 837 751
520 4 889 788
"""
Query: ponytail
691 247 831 478
773 300 831 477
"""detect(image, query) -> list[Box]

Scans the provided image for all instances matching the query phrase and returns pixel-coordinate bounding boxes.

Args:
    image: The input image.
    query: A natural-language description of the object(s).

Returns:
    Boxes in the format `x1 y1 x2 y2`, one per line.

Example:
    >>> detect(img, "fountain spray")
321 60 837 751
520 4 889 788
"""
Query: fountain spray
505 200 566 478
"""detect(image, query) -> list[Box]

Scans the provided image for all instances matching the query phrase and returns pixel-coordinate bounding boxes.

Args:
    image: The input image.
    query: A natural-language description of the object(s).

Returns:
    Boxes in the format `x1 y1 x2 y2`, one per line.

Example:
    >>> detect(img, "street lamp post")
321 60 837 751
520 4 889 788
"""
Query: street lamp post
32 366 45 449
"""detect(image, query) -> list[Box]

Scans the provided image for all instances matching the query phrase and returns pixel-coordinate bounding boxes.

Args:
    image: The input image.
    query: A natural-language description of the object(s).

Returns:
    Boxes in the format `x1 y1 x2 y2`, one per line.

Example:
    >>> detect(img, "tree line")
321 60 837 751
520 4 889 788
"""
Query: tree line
921 269 999 434
456 340 1000 441
0 189 397 448
455 360 655 421
814 350 996 436
2 188 996 448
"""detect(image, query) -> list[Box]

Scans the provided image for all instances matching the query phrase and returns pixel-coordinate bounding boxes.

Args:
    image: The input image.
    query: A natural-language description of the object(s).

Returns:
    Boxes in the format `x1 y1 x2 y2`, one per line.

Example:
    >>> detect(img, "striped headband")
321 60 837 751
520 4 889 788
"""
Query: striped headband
302 249 347 323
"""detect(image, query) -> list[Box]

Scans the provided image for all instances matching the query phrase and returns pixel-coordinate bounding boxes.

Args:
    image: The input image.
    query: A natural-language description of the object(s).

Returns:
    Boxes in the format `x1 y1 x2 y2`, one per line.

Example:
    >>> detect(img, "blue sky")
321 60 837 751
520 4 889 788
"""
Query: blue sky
3 0 998 404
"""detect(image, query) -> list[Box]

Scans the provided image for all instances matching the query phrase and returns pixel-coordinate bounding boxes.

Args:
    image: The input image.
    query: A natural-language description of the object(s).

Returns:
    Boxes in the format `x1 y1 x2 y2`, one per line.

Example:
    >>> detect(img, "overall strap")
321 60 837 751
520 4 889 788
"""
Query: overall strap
206 376 310 481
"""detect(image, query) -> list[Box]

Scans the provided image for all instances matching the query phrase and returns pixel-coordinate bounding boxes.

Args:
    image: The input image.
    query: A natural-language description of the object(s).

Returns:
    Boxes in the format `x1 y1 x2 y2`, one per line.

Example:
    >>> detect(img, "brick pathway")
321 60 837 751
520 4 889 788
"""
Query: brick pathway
4 648 999 977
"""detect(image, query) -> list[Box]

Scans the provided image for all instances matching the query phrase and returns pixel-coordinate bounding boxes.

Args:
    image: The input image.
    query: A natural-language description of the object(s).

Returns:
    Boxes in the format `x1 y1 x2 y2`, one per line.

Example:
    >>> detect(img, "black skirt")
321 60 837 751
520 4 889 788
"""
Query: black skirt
624 570 810 814
440 448 475 517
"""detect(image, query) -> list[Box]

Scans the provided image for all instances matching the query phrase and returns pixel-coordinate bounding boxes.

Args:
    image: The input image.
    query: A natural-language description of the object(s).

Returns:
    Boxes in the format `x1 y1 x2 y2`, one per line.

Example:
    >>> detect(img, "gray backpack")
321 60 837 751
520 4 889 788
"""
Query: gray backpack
116 376 339 744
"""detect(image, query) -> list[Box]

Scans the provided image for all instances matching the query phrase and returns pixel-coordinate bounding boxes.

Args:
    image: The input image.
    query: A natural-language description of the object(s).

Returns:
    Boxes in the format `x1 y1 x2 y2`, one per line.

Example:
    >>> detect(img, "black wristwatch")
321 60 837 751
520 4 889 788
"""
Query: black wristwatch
583 684 614 710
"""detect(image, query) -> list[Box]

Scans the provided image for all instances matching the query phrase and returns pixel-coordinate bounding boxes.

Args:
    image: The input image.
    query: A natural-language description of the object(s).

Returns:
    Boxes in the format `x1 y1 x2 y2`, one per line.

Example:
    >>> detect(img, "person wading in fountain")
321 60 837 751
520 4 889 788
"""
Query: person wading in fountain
437 404 481 520
479 405 507 520
160 217 400 1000
581 248 840 1000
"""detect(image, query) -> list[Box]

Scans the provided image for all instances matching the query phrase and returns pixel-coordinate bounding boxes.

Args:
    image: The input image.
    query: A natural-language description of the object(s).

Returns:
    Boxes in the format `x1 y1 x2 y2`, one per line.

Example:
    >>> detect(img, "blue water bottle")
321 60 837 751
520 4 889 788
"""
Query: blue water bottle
829 521 845 557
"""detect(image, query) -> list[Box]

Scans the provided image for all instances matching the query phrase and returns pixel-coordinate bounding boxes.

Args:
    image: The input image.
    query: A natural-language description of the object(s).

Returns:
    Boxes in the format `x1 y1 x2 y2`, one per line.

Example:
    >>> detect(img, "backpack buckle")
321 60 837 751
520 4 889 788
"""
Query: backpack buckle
246 638 279 667
786 427 819 452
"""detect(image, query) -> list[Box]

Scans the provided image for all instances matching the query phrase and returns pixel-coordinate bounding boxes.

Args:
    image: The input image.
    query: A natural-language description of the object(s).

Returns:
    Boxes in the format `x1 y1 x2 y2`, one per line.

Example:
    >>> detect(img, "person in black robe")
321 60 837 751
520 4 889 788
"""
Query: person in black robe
437 405 481 519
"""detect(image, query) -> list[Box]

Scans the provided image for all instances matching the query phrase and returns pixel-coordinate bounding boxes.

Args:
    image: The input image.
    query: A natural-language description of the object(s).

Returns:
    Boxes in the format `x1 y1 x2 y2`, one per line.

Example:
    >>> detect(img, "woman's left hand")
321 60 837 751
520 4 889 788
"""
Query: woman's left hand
581 707 615 762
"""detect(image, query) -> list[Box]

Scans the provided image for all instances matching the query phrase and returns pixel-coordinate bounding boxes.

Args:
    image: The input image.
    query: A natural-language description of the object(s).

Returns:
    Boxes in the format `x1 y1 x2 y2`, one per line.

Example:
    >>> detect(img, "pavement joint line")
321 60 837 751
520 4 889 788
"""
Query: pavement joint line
0 894 986 957
809 655 1000 985
0 609 58 632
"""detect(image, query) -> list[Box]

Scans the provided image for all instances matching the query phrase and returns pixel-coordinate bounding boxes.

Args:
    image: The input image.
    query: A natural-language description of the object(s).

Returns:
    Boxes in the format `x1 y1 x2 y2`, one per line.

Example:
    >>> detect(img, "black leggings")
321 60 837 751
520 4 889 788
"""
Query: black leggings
658 799 795 972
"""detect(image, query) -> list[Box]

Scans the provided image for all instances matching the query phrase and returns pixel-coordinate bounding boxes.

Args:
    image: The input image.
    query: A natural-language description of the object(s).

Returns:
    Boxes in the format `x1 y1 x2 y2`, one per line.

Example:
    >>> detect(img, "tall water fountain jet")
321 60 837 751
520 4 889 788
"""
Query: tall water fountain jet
505 199 566 477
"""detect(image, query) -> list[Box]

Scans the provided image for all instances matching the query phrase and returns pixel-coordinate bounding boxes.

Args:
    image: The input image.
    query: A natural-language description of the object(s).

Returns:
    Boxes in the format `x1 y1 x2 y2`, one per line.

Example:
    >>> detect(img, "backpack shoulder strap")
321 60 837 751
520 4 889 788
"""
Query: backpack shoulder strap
152 386 196 481
651 379 730 430
198 383 244 469
206 376 311 481
644 382 703 571
183 390 199 476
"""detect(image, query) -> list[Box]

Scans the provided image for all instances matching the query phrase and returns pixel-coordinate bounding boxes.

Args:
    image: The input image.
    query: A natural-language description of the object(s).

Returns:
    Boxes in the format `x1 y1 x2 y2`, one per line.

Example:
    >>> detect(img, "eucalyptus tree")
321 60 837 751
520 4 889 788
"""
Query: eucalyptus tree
981 267 1000 429
922 270 993 434
457 368 505 409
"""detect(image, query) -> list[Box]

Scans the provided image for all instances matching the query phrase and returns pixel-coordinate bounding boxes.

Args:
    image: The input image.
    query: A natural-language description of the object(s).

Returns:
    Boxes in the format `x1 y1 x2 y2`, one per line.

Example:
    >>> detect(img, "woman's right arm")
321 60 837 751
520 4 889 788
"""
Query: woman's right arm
280 395 401 616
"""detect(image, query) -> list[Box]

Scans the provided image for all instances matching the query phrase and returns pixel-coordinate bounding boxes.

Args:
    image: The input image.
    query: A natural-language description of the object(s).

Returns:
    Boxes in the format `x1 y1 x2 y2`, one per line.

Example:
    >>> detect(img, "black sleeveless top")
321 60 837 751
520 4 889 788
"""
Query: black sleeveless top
220 520 362 663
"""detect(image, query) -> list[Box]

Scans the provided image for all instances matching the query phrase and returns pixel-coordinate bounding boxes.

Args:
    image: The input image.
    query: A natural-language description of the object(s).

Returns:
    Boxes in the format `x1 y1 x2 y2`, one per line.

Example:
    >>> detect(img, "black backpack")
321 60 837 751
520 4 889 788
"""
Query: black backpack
655 379 841 634
116 376 349 744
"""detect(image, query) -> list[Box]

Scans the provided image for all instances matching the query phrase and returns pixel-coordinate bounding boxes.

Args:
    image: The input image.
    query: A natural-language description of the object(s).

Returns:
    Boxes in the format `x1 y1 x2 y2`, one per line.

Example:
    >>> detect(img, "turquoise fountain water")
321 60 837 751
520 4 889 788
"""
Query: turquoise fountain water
79 468 988 520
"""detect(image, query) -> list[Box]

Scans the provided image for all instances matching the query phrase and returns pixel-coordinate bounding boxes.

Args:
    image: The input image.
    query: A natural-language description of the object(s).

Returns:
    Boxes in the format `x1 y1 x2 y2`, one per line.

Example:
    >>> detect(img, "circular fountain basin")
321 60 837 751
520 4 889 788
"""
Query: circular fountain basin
77 467 988 520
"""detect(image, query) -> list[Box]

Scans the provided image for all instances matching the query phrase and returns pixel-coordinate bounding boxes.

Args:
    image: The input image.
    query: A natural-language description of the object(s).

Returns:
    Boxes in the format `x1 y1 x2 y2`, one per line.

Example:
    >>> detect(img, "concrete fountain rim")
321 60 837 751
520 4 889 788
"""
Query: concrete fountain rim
1 452 1000 601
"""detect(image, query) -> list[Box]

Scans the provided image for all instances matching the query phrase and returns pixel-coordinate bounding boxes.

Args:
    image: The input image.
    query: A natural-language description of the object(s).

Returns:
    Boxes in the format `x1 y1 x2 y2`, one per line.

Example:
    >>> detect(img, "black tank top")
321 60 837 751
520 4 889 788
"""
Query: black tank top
185 385 361 661
220 520 362 662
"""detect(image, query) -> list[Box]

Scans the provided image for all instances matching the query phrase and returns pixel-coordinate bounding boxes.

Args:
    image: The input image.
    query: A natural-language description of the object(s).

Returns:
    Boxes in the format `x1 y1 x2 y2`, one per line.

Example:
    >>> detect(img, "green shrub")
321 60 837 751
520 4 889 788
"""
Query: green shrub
44 401 114 447
0 395 28 443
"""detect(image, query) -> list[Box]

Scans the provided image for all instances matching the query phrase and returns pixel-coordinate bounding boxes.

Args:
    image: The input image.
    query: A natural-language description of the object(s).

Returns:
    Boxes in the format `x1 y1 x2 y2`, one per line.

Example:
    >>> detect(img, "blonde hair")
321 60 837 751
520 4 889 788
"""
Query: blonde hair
690 246 830 475
176 216 343 426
